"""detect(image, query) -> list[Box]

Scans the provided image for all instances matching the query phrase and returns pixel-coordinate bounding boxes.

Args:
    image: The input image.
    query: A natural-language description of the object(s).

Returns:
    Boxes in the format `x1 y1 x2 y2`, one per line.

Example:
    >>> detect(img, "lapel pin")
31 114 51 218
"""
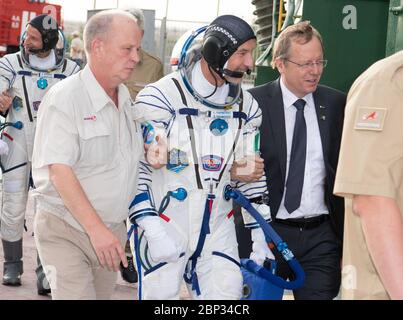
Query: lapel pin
319 105 326 109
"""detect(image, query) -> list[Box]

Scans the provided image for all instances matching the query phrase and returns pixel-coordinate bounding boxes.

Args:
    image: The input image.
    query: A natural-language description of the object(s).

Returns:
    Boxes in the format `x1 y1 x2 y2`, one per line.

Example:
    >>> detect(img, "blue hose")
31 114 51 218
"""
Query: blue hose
225 187 305 290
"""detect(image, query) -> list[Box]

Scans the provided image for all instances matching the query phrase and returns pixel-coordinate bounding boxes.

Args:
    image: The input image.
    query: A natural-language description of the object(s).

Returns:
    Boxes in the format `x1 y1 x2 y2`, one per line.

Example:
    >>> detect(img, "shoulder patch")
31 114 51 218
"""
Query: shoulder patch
354 107 387 131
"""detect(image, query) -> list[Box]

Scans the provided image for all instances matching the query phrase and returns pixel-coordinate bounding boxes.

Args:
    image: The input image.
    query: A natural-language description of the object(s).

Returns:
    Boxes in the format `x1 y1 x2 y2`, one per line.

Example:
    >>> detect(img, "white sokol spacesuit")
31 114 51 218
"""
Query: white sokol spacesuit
0 14 80 287
129 15 273 300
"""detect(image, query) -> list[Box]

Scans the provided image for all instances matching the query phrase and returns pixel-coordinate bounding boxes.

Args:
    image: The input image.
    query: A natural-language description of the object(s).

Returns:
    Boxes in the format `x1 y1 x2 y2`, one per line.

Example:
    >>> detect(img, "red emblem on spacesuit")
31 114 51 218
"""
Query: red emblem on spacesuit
202 155 224 172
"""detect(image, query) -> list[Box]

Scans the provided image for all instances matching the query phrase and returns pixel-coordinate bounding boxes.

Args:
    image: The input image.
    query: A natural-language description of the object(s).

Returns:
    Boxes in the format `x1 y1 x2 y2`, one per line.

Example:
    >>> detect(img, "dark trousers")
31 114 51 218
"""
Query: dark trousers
235 210 342 300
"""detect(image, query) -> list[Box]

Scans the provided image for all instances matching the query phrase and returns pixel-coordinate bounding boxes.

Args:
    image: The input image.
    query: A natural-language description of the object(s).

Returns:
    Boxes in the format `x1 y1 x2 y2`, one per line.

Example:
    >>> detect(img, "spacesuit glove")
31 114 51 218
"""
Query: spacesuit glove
138 216 181 263
0 140 9 155
250 227 275 266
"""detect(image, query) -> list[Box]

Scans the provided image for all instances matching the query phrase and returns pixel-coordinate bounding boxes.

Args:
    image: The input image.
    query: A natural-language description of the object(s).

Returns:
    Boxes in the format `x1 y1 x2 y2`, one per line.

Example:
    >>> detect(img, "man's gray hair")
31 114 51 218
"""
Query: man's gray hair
127 8 145 30
83 9 136 54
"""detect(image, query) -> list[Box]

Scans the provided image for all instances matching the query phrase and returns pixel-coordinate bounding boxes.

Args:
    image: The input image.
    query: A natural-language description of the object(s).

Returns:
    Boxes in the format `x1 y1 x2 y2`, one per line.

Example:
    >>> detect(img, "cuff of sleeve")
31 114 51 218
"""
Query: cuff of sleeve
129 208 158 225
241 203 271 228
35 157 75 168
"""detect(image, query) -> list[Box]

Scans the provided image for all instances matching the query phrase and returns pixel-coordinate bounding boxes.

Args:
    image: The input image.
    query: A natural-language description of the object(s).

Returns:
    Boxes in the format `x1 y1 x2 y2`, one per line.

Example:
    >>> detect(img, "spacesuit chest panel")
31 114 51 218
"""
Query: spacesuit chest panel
10 55 66 121
14 73 62 121
166 100 243 192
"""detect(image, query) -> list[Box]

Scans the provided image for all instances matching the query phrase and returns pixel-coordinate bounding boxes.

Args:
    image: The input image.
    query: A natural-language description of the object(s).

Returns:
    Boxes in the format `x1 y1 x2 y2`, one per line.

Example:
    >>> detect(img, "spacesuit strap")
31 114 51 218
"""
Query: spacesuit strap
16 54 33 122
178 108 198 116
144 252 186 277
131 223 144 300
183 194 215 295
171 77 203 190
212 251 241 268
16 54 23 69
171 78 187 106
17 70 67 80
62 59 67 73
178 108 247 120
1 162 28 174
216 91 244 186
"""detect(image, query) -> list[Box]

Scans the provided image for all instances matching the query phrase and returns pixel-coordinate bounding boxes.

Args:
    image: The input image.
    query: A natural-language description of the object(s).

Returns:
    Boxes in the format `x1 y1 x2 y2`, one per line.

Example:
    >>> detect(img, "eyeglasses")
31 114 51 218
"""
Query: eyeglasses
284 58 328 69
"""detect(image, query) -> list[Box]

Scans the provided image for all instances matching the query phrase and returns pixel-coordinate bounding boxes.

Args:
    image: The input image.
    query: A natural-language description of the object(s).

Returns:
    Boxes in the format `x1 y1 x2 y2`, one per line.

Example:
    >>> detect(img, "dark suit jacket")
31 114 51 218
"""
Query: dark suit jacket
248 79 346 240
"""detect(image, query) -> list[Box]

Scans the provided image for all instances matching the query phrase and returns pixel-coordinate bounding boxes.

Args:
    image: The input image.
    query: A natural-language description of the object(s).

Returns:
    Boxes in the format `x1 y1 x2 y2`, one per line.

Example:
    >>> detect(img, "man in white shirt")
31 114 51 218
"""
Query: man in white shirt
31 9 143 299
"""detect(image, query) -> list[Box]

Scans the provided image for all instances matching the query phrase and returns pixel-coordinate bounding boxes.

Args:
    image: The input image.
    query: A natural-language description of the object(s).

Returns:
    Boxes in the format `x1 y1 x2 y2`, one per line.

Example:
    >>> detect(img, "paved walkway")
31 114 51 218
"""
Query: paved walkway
0 191 142 300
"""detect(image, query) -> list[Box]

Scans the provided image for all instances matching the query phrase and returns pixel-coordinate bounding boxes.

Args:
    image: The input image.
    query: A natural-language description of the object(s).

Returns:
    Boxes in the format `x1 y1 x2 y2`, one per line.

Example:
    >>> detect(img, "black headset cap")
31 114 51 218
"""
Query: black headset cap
202 15 256 70
28 14 59 52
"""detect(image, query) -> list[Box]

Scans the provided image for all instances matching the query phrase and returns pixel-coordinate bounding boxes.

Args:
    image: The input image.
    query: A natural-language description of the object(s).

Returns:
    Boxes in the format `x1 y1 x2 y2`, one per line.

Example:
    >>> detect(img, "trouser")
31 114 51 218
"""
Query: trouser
34 210 126 300
271 218 342 300
235 213 342 300
138 215 243 300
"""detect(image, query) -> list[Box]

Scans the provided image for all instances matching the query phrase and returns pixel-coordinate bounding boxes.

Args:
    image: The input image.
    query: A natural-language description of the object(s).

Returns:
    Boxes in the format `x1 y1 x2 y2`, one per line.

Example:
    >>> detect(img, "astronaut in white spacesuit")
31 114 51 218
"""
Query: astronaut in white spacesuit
0 14 80 292
130 15 274 300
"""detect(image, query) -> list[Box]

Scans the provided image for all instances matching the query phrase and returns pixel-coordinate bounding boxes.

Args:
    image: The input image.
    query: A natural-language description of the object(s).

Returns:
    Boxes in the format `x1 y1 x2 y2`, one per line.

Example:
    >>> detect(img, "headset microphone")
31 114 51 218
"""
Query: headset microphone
222 68 252 78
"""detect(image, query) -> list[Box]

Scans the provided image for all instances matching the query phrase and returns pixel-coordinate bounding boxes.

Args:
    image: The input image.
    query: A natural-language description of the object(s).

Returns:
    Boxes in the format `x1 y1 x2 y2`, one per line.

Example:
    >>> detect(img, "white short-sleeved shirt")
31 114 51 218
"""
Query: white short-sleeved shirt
32 65 143 232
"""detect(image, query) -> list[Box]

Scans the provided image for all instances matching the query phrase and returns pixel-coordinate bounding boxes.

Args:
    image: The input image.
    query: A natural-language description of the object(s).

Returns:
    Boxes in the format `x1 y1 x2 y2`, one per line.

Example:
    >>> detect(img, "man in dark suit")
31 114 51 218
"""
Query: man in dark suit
247 21 346 299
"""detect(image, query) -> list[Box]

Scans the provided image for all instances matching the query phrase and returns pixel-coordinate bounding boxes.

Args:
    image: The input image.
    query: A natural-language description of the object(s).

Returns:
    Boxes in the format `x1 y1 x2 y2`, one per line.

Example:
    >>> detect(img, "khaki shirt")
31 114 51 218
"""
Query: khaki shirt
32 65 143 232
334 50 403 299
124 49 163 99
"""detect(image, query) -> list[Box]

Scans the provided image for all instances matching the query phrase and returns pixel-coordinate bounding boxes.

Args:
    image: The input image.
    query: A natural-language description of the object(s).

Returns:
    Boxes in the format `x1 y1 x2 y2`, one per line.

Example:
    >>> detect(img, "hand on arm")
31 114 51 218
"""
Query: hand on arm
49 164 128 271
352 195 403 299
0 90 12 113
144 135 168 169
230 154 264 183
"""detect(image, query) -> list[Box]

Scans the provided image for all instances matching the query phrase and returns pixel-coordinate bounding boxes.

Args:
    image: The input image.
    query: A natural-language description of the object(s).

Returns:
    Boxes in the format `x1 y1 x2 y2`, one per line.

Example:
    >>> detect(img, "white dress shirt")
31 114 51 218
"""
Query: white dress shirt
276 77 329 219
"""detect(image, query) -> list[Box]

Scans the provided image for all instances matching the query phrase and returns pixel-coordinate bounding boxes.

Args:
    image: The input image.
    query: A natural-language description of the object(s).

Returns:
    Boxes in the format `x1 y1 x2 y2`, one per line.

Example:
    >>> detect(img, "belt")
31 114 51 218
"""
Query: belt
274 214 329 229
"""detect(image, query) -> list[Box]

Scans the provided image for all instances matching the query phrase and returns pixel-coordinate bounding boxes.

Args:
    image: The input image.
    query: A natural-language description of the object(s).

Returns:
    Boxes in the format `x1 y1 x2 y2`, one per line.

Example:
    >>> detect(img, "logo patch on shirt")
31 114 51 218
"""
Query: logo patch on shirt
202 155 224 172
84 115 97 121
12 96 23 112
32 101 41 111
354 107 387 131
166 148 189 173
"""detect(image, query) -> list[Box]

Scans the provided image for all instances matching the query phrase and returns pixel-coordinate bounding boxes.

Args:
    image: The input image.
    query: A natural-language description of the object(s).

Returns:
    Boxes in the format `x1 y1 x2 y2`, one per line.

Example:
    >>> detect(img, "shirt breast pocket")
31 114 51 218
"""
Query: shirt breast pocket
78 123 115 168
